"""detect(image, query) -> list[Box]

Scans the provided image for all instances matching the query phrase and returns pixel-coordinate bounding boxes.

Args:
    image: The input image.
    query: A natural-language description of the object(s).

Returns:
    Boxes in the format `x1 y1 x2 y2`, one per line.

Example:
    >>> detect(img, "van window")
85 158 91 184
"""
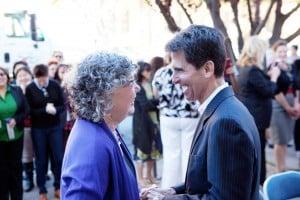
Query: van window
4 12 30 38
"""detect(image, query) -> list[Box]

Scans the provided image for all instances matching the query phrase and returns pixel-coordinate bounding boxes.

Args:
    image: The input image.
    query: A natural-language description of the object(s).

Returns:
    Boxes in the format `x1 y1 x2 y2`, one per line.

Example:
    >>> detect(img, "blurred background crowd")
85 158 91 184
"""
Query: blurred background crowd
0 0 300 199
0 39 300 199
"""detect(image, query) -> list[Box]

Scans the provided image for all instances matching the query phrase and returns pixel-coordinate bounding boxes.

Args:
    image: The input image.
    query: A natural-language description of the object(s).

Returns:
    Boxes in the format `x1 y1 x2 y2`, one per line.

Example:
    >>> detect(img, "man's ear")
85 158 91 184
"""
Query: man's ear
203 61 214 78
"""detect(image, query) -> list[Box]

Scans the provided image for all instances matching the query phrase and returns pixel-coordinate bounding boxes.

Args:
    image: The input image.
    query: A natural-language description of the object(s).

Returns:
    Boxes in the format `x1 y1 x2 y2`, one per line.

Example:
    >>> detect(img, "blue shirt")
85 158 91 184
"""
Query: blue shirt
61 119 139 200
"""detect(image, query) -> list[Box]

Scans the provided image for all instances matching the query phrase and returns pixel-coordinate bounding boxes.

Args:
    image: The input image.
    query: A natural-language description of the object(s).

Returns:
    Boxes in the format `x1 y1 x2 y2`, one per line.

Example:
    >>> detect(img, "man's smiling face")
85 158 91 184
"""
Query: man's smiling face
171 51 208 102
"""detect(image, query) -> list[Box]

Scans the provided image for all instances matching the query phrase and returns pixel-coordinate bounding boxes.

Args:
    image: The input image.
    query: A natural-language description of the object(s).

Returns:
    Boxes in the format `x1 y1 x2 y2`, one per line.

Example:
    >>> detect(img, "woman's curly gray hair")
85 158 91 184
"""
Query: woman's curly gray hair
67 52 136 122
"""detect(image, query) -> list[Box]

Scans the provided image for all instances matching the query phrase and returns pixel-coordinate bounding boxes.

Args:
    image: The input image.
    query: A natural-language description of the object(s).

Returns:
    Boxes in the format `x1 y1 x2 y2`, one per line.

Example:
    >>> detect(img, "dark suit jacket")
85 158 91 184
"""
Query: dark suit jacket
165 87 261 200
237 66 278 130
10 85 29 130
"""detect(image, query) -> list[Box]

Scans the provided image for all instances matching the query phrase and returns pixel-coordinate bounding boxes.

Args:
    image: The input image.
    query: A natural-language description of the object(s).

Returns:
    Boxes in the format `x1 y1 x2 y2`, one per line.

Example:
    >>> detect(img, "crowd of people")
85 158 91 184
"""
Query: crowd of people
0 25 299 200
0 51 74 200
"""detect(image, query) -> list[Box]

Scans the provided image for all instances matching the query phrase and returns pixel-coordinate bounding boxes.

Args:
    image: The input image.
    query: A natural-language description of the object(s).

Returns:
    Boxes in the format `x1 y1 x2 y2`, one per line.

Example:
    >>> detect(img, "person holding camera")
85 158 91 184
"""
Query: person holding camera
269 40 300 173
26 64 65 200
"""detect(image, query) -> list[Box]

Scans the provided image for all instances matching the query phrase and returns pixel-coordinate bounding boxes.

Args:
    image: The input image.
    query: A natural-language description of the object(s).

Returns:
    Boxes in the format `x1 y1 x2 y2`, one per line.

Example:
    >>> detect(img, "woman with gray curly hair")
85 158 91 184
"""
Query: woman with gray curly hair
61 52 140 200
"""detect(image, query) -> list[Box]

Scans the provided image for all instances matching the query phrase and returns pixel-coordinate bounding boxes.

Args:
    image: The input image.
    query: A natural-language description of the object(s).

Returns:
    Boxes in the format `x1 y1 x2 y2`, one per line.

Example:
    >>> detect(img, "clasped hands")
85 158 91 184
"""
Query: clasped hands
46 103 56 115
140 185 176 200
286 102 300 118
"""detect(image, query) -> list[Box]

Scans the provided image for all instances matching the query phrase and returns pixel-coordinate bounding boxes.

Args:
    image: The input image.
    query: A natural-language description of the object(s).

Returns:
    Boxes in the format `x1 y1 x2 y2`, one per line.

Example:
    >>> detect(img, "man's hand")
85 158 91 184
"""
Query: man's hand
140 186 176 200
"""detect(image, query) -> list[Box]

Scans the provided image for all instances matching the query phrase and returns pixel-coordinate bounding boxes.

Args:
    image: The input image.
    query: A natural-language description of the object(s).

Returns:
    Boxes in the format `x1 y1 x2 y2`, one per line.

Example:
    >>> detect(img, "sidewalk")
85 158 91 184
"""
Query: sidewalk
24 142 299 200
23 175 56 200
265 143 299 177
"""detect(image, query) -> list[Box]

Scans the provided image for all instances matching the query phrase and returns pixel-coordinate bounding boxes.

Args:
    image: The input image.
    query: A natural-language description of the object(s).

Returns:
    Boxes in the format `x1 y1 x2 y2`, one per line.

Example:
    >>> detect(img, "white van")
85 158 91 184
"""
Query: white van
0 10 52 73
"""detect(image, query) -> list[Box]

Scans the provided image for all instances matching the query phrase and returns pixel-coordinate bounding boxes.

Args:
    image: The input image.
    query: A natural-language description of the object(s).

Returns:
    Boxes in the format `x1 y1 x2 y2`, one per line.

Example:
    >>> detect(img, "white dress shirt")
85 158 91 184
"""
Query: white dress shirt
198 82 229 116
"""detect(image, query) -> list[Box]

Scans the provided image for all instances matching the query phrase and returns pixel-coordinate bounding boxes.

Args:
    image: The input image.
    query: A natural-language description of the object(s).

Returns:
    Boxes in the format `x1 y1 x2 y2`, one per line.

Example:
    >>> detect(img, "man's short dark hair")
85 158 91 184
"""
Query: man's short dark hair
166 25 226 77
33 64 48 78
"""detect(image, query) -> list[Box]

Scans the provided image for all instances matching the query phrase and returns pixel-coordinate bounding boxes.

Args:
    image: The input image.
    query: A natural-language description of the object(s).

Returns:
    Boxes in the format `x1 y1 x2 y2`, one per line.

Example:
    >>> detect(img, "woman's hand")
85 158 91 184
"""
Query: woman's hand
275 93 298 118
8 118 16 128
267 65 280 82
293 101 300 118
285 106 298 118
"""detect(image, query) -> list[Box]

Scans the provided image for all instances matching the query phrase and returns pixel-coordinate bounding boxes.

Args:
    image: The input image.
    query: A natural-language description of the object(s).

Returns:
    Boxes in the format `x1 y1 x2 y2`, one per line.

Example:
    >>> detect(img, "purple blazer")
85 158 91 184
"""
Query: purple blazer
61 119 139 200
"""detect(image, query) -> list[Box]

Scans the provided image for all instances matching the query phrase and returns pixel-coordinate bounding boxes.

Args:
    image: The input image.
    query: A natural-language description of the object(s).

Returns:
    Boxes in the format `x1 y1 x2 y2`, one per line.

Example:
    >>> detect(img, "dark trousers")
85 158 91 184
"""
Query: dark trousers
31 125 63 194
0 136 23 200
259 129 266 185
294 119 300 151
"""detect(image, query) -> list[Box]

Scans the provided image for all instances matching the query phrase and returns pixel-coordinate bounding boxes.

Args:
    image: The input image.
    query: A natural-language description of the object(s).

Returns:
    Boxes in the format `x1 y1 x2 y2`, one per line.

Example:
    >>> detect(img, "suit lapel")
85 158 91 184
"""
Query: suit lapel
189 87 235 153
190 114 205 150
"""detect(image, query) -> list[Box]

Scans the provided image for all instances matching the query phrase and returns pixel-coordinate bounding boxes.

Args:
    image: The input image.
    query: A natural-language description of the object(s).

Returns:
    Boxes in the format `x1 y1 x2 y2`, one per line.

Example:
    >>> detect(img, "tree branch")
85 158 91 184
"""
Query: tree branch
155 0 181 32
246 0 253 29
284 3 300 20
206 0 228 36
176 0 193 24
284 27 300 43
254 0 261 24
254 0 275 35
230 0 243 52
269 0 284 44
206 0 236 62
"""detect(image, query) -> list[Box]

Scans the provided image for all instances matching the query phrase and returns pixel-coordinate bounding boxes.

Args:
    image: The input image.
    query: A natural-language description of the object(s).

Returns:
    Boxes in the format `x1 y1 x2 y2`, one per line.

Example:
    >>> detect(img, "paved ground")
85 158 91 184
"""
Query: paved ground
23 175 57 200
24 116 299 199
265 142 299 176
24 142 299 200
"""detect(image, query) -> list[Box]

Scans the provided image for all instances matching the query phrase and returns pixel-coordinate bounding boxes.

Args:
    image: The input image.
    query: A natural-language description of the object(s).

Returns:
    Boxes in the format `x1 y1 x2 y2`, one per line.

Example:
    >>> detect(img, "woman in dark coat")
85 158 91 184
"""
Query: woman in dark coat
0 66 28 200
133 61 160 186
237 36 280 184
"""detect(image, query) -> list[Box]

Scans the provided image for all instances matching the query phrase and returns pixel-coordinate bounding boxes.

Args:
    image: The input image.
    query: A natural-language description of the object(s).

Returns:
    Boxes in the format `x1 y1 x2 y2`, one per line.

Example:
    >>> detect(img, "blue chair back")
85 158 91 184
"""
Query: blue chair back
263 171 300 200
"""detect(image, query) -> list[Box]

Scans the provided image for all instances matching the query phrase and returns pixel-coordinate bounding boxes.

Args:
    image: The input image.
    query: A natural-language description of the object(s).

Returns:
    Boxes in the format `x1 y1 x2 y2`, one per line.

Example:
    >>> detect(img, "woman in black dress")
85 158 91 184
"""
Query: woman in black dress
132 61 160 186
237 36 280 184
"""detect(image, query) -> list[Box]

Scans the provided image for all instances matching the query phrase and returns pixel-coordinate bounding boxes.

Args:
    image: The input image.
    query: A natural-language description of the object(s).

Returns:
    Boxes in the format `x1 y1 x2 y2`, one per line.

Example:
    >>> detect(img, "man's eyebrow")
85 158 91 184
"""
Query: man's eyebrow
173 67 184 72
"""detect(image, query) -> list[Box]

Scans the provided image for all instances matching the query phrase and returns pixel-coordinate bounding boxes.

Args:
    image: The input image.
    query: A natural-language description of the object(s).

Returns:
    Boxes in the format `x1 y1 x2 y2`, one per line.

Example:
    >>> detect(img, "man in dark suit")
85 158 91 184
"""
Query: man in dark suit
141 25 261 200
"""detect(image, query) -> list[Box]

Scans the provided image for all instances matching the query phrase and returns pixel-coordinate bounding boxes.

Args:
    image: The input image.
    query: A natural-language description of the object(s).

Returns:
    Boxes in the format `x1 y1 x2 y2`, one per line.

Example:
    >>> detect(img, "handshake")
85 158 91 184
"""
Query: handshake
140 185 176 200
46 103 57 115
